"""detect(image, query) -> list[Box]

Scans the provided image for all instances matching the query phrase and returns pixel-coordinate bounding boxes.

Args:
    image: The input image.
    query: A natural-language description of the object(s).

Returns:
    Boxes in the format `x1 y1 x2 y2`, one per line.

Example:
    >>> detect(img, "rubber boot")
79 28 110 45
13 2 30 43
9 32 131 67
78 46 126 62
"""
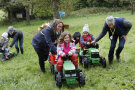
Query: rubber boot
16 48 19 55
109 58 113 65
39 60 46 73
20 48 24 54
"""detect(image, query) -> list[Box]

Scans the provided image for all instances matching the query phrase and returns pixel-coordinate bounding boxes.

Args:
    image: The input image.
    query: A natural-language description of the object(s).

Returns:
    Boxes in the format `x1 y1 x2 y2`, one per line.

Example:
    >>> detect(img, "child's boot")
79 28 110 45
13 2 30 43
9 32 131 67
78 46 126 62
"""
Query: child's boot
5 53 9 60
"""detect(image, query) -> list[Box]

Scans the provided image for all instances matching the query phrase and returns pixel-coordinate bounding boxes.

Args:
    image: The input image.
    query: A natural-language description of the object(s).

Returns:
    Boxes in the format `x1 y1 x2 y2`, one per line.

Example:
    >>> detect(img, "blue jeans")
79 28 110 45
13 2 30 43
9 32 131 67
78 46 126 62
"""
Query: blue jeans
15 37 24 54
4 48 8 54
108 35 125 62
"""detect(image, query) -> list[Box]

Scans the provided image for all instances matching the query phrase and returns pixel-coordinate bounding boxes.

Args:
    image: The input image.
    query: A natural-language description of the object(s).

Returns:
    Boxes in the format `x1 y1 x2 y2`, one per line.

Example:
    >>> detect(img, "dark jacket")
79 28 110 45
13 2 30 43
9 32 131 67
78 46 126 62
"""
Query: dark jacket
8 30 23 47
32 23 58 54
95 17 132 42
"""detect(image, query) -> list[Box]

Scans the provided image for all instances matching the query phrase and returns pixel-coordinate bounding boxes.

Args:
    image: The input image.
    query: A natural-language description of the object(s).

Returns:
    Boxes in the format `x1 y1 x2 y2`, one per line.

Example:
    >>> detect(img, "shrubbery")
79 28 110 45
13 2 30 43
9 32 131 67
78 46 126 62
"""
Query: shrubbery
73 0 130 10
33 0 53 19
0 0 131 20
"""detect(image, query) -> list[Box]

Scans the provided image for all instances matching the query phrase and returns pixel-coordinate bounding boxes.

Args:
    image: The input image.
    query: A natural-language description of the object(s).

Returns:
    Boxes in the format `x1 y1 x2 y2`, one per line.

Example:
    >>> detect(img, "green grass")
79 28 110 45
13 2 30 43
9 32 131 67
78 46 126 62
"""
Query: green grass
0 10 135 90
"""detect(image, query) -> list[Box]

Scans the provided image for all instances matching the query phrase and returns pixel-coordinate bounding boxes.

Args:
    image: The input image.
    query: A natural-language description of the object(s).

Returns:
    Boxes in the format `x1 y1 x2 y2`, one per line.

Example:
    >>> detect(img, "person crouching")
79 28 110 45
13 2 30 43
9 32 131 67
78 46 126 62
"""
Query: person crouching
0 32 9 60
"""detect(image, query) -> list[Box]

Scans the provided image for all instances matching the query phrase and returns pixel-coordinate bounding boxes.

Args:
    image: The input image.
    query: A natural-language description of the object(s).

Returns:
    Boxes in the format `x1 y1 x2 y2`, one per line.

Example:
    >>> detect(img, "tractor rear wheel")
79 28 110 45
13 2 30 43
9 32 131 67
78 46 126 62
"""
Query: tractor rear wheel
79 72 85 86
50 65 54 74
56 73 62 88
83 57 88 68
79 56 82 64
54 71 57 80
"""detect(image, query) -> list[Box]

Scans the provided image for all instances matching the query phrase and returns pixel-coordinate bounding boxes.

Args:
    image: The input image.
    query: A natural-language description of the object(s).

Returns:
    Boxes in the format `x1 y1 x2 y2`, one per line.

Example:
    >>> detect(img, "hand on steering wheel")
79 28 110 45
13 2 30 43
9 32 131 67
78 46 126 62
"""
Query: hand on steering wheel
91 40 96 46
62 53 66 57
68 51 72 56
87 42 91 45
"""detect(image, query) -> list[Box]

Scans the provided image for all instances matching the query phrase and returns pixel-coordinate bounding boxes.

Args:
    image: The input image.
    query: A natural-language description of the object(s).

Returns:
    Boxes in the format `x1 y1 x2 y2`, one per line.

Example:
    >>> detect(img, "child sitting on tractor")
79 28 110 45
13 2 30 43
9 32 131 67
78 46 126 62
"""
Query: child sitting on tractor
0 32 9 60
72 32 81 47
57 31 78 75
80 24 99 50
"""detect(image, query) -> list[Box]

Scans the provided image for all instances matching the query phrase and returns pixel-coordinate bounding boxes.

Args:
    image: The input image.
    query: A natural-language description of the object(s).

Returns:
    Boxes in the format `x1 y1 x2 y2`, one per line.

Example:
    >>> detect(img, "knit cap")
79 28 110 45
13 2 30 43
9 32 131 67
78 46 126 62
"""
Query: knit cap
83 24 89 33
2 32 8 40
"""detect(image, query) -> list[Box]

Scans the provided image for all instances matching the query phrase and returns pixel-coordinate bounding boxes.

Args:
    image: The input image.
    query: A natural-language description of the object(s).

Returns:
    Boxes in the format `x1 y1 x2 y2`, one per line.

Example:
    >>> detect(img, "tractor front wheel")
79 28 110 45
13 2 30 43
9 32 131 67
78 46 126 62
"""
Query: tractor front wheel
79 72 85 86
100 57 106 68
56 73 62 88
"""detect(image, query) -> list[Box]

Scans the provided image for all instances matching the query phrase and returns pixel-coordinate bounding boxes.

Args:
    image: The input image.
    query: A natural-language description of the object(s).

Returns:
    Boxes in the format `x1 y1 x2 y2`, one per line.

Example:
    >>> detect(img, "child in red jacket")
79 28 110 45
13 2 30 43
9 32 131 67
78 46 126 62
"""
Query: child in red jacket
80 24 99 49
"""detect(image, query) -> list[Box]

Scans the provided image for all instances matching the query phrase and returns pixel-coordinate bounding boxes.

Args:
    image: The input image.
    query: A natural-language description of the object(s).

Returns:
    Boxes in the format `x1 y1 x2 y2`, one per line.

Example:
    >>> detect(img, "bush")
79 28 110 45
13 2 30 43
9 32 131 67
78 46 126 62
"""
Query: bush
73 0 130 10
73 0 88 10
70 7 126 16
59 0 77 16
33 0 53 19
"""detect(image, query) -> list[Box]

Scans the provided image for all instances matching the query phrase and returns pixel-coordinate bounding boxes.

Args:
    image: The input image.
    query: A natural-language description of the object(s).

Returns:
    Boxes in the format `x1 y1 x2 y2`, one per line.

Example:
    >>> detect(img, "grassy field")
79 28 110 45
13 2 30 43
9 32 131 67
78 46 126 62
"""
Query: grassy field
0 11 135 90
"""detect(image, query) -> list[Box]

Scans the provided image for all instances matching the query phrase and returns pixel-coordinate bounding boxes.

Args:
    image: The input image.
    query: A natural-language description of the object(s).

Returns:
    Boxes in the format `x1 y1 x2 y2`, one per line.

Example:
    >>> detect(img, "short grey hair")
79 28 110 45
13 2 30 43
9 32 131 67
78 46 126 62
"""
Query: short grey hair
106 16 115 25
8 26 14 32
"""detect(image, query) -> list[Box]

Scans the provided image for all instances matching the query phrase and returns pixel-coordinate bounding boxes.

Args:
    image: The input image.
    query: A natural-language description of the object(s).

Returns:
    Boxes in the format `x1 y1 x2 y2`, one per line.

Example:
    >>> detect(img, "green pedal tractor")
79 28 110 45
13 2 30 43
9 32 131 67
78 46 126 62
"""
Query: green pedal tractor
79 48 106 68
0 51 16 61
49 54 85 88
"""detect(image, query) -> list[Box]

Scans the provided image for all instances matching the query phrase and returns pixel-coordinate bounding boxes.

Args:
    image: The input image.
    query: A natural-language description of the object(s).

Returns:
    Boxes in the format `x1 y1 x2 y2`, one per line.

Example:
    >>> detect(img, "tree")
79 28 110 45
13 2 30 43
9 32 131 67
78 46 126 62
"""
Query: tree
59 0 77 15
26 5 30 25
0 0 32 24
0 0 13 23
130 0 134 15
14 0 31 25
32 0 53 19
52 0 59 19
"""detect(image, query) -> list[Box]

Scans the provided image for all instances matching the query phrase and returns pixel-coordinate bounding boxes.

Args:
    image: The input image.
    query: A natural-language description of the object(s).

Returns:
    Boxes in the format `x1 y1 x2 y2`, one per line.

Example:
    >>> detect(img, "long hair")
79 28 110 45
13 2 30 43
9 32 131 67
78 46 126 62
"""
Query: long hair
38 19 64 34
53 19 64 35
38 23 50 31
58 31 72 45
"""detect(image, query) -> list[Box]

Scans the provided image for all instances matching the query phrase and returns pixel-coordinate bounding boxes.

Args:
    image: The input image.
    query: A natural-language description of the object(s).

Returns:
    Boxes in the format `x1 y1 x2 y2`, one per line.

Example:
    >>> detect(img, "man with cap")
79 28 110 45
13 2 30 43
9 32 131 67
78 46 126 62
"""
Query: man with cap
80 24 99 49
92 16 132 64
8 26 24 55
